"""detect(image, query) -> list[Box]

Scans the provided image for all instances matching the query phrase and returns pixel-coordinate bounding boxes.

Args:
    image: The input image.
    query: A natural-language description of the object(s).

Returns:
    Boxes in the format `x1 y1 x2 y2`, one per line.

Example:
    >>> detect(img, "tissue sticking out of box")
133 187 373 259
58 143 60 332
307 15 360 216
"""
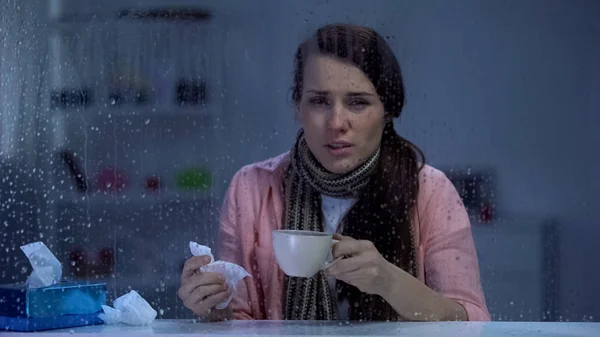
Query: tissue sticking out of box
189 242 251 310
99 290 157 325
20 242 62 289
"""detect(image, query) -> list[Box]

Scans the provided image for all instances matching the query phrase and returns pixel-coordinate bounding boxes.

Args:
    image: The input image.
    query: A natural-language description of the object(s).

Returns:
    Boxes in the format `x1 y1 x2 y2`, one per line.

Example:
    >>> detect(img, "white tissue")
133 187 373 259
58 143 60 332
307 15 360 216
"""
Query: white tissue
99 290 157 325
20 241 62 288
189 241 251 310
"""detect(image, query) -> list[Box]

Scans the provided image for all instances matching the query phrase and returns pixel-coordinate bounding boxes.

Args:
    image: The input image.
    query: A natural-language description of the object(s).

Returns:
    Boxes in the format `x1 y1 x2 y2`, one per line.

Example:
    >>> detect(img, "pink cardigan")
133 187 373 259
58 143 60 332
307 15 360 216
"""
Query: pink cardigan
217 152 490 321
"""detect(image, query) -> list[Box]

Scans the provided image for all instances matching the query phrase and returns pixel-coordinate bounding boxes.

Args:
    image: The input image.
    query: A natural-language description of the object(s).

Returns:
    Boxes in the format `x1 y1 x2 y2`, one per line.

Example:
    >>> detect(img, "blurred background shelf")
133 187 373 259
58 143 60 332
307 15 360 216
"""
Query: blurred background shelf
40 3 230 319
52 190 216 207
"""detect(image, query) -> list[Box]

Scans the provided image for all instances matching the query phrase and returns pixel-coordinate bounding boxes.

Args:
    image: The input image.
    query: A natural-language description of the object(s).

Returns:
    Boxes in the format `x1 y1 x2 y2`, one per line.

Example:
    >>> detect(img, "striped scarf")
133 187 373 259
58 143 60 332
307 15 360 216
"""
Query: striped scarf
282 129 380 320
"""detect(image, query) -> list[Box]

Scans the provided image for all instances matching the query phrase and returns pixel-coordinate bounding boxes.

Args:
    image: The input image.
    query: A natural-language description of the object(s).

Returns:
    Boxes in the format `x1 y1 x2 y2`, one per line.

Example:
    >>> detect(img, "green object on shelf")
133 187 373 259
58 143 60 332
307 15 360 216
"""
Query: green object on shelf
176 168 212 190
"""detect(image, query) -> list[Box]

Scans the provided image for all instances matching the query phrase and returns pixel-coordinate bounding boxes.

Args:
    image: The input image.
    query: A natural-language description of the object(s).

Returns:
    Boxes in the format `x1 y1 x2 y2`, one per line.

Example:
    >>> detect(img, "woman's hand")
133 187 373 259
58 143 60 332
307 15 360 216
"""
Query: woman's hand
177 256 231 317
325 234 469 321
324 234 393 296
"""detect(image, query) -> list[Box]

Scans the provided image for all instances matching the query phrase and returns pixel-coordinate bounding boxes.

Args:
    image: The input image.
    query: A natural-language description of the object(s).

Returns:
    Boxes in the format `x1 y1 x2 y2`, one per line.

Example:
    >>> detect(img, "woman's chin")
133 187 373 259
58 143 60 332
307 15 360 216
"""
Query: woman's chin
323 159 360 174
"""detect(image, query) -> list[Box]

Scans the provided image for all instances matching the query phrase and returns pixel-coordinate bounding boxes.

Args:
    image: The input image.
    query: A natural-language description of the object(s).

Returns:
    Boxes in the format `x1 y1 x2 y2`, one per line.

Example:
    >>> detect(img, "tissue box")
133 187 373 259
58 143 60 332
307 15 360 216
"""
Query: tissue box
0 281 106 332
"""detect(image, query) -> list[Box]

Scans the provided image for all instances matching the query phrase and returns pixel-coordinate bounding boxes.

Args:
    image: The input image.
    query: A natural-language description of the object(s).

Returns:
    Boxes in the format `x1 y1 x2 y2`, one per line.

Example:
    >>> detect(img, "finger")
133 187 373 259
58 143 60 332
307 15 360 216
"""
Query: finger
333 233 353 241
324 256 343 270
180 272 225 296
332 239 373 258
201 289 232 313
180 282 228 311
180 284 213 305
191 289 231 317
336 271 370 285
181 256 212 280
325 254 369 276
196 282 229 302
184 282 228 305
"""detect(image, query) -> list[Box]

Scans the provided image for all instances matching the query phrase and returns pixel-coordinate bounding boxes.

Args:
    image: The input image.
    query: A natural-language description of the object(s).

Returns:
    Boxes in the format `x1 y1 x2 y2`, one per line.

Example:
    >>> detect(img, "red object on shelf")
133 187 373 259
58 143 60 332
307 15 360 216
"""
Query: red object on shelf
144 175 161 192
96 167 128 192
479 204 494 223
68 248 114 278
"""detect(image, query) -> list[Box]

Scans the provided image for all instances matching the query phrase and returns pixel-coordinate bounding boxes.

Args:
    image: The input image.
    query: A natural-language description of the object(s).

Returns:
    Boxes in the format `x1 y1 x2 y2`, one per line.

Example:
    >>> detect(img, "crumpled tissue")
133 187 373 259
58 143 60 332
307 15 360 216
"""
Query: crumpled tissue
189 241 251 309
99 290 157 325
20 241 62 288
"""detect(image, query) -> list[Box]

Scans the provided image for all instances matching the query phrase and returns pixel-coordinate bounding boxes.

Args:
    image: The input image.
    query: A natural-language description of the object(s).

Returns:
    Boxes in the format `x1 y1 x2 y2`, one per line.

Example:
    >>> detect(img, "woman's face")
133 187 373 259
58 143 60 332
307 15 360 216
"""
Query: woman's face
297 54 386 174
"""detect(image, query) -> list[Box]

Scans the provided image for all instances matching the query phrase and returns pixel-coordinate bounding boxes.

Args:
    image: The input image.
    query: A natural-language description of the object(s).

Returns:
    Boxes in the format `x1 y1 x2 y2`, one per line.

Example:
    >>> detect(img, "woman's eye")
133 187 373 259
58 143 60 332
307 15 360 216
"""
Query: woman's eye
310 97 328 105
349 100 369 107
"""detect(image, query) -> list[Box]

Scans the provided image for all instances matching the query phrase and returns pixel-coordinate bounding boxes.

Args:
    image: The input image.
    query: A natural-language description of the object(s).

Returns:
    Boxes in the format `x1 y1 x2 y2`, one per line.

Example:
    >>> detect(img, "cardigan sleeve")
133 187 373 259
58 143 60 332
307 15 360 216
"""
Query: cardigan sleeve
422 171 491 321
217 169 254 320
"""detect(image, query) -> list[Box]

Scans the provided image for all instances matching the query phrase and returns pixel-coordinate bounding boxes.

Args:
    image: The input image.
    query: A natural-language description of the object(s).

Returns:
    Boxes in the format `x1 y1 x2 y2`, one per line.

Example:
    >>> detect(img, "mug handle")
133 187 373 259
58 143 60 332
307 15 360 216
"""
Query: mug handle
321 239 341 270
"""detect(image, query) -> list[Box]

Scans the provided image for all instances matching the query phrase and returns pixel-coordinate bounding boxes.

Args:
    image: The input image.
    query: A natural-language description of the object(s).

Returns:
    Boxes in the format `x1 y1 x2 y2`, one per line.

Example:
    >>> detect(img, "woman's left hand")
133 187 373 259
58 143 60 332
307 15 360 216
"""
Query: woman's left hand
324 233 392 295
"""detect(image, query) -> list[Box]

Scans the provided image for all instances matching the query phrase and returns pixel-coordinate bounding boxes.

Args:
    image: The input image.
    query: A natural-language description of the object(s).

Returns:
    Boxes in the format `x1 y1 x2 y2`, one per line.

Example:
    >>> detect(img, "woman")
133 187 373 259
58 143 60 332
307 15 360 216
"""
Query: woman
178 23 490 322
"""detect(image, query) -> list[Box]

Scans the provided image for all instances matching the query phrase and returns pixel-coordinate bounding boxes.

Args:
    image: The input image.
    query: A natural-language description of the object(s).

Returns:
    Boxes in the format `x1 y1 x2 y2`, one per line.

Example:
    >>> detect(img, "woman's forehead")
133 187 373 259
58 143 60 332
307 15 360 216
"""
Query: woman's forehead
302 55 376 95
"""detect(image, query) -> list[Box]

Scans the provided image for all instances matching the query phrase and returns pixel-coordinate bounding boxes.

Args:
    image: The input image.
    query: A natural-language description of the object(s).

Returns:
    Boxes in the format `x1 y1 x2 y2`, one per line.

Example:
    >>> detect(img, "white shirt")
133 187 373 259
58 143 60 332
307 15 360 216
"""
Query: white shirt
321 194 356 320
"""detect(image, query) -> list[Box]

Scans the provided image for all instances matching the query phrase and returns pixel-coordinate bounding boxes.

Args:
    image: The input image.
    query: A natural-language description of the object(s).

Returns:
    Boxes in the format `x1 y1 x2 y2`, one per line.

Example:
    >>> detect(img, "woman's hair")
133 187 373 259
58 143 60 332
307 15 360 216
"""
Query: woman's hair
291 23 425 321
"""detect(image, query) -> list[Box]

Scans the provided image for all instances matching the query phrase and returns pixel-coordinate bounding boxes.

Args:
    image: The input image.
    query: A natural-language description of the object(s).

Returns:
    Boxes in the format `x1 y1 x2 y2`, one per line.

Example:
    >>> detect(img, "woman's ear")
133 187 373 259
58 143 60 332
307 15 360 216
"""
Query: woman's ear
294 104 302 123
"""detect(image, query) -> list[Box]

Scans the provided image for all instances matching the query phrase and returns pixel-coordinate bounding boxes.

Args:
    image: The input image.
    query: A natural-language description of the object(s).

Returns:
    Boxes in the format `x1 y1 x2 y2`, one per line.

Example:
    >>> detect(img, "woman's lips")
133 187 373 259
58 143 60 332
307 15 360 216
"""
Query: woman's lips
325 142 353 156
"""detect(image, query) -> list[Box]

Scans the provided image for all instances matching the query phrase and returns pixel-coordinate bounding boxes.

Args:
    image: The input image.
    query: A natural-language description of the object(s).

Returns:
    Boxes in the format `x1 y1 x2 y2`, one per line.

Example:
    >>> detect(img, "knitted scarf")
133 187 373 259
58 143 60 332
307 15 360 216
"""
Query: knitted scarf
282 129 380 320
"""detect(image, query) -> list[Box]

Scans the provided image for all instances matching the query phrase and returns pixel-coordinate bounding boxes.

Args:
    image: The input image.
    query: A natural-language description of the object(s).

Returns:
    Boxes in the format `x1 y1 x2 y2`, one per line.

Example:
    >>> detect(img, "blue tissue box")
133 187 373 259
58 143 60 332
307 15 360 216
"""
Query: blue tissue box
0 281 106 332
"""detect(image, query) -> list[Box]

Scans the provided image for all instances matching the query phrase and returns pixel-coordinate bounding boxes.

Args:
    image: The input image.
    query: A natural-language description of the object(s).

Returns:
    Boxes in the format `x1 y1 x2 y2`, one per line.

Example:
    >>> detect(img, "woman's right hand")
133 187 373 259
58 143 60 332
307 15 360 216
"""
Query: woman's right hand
178 255 231 317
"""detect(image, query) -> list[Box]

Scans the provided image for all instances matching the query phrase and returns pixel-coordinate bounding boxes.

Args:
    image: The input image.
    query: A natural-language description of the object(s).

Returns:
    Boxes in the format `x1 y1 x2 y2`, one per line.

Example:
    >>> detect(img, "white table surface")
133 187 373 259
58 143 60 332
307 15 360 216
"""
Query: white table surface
4 320 600 336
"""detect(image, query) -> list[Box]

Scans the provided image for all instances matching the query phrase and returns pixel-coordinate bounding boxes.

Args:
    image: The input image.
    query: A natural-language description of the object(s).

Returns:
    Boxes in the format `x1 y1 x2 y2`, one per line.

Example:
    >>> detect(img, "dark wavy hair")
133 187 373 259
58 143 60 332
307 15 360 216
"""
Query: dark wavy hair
291 23 425 321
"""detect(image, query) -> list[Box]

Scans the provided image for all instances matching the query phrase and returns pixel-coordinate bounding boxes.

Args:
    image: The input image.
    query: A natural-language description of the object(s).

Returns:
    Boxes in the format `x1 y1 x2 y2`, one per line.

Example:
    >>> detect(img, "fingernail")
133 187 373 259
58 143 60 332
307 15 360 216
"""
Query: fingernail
204 256 211 264
219 274 226 281
223 282 229 289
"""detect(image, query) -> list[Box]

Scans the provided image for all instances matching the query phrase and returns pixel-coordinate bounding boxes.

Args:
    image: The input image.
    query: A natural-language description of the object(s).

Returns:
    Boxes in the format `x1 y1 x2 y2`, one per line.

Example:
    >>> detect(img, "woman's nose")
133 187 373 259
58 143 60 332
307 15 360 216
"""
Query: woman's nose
327 104 348 131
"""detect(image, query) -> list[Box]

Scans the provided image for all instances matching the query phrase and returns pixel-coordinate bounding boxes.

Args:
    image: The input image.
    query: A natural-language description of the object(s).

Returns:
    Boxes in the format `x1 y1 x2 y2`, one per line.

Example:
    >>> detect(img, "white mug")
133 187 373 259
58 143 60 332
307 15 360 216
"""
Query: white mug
272 229 340 278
